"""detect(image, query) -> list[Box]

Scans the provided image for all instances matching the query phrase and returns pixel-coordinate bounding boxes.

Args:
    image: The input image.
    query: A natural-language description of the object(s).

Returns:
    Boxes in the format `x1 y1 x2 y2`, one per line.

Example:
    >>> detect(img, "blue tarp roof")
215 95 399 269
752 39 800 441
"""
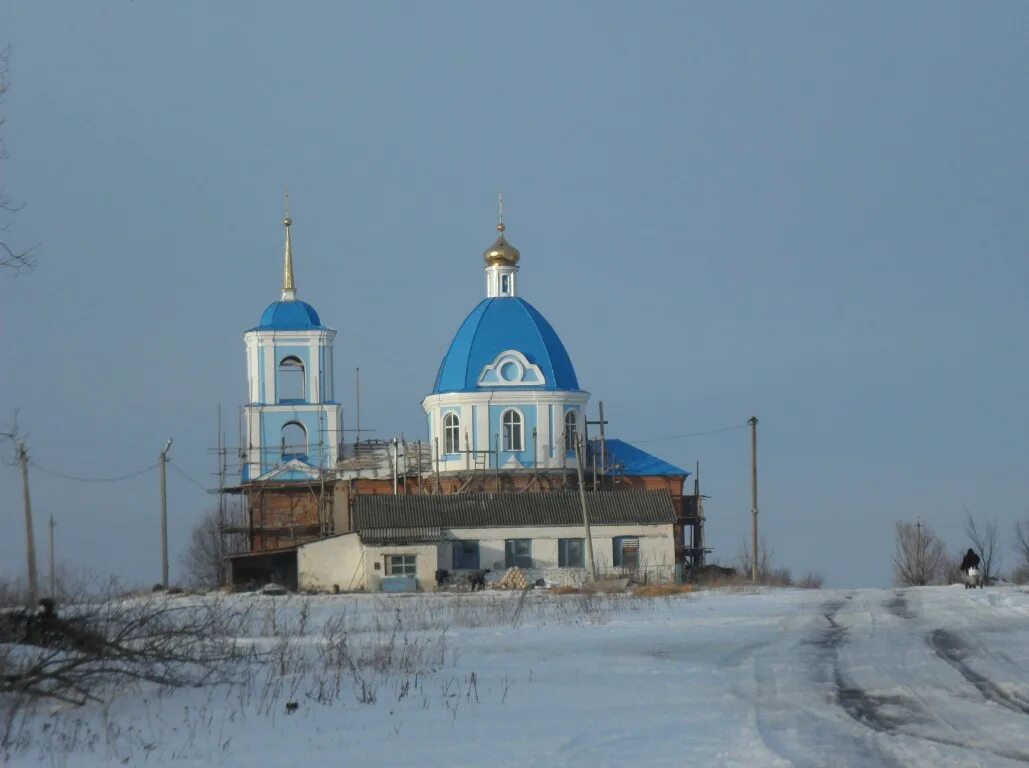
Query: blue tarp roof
596 439 690 477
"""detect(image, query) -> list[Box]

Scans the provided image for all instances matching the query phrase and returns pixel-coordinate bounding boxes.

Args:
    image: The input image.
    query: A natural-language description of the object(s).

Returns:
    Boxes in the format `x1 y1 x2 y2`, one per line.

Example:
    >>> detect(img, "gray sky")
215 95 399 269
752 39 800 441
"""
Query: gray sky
1 2 1027 588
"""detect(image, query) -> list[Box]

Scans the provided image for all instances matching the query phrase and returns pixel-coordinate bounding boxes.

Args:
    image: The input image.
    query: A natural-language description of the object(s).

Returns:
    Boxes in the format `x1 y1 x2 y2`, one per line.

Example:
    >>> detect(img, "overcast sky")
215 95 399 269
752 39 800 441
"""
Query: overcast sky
1 2 1027 588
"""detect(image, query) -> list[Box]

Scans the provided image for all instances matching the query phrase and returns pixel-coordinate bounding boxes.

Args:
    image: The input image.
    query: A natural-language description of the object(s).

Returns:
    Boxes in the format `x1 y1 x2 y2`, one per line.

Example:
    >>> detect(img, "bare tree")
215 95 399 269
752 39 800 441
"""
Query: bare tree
893 520 946 586
940 550 965 585
0 48 37 274
964 506 1000 584
736 537 793 586
1013 516 1029 584
179 503 247 588
0 585 250 710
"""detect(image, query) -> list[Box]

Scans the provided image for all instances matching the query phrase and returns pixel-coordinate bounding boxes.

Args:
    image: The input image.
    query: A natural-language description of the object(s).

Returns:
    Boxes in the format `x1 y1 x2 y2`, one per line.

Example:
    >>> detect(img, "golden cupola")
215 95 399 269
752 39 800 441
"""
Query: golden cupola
482 222 521 267
482 193 520 267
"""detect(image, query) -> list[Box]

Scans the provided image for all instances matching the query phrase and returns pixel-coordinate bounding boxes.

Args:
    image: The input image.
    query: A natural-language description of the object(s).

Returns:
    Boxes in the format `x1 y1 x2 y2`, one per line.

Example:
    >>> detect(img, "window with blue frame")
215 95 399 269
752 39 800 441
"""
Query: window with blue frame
277 356 306 403
558 538 585 568
280 421 308 460
612 537 639 569
504 539 532 569
451 540 480 570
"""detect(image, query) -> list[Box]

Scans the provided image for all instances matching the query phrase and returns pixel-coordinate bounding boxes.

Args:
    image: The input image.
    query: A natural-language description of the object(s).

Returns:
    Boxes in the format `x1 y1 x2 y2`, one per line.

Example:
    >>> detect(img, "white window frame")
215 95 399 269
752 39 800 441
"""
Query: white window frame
564 410 578 452
443 412 460 454
502 408 524 452
385 554 417 576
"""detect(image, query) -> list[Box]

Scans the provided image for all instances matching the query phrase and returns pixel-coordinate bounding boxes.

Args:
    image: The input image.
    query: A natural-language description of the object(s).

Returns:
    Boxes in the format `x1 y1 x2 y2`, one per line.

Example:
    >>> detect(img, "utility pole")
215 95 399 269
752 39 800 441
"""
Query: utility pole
434 437 441 494
748 416 759 583
585 404 609 489
159 438 173 589
916 518 924 585
392 437 398 495
574 437 597 581
355 367 361 445
48 515 56 598
18 442 39 607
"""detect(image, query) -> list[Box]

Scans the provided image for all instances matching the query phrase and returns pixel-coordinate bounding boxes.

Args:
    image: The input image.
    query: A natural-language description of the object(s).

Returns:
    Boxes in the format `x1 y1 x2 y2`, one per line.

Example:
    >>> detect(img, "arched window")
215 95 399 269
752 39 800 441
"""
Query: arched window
502 409 523 452
281 421 307 459
443 412 460 454
564 410 578 452
277 356 306 403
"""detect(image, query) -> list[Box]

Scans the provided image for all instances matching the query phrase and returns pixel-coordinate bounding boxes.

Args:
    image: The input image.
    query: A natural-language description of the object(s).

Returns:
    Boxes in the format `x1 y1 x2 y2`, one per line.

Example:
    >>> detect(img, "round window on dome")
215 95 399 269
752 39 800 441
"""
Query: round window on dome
500 360 522 382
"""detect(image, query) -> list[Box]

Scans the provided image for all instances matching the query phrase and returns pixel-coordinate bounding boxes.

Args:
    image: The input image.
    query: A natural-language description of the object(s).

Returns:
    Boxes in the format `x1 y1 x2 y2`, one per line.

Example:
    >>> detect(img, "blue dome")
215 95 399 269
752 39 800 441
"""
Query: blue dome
252 300 324 331
431 297 580 394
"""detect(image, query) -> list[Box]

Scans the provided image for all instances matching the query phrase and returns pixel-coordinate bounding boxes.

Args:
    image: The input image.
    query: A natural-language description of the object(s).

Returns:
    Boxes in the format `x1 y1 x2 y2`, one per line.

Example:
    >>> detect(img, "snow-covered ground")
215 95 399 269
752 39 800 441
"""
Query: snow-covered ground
5 585 1029 767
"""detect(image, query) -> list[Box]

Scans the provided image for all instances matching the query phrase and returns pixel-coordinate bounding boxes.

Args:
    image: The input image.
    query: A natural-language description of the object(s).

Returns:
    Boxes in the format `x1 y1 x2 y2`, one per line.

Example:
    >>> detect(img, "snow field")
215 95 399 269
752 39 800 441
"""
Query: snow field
3 586 1029 767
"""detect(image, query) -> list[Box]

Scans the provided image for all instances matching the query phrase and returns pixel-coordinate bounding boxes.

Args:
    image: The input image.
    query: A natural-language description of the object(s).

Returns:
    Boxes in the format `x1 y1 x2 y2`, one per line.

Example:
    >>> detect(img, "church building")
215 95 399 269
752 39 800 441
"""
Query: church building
223 202 705 591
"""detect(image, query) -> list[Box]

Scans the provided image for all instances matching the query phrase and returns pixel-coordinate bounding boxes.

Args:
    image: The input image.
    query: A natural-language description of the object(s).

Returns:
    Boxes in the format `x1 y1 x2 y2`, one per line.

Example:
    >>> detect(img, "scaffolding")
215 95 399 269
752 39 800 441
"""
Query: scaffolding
217 403 710 572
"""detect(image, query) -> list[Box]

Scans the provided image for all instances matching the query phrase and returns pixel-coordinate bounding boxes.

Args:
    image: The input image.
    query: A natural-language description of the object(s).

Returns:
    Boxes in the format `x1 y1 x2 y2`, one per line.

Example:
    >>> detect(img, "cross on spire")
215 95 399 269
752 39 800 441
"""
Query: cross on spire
281 189 296 301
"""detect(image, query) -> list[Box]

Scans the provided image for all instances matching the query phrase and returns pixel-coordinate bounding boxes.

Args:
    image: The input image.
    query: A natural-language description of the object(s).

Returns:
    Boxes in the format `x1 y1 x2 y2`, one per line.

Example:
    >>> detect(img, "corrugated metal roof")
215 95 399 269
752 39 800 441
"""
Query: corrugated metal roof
360 526 442 545
353 489 675 530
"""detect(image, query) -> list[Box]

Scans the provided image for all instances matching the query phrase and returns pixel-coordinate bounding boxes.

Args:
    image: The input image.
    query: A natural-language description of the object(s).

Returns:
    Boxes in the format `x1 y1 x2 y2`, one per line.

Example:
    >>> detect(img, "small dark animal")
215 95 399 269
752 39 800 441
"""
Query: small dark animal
469 569 491 592
434 569 451 587
285 701 299 715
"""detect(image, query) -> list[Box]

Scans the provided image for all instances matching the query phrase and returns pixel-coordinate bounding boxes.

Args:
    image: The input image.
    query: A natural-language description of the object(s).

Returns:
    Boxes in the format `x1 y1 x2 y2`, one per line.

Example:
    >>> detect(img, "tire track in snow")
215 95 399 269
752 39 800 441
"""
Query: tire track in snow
751 595 907 768
927 629 1029 718
824 596 1029 765
883 592 914 620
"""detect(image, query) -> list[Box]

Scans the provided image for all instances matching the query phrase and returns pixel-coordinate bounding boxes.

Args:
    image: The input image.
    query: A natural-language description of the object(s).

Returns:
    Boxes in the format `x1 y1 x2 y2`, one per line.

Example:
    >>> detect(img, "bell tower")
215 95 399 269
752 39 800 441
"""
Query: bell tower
241 204 342 480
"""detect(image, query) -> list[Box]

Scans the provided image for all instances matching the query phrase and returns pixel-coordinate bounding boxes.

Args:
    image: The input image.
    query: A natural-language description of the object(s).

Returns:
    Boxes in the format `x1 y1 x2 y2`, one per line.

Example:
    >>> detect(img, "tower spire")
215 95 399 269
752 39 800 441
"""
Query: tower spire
497 192 504 233
281 190 296 301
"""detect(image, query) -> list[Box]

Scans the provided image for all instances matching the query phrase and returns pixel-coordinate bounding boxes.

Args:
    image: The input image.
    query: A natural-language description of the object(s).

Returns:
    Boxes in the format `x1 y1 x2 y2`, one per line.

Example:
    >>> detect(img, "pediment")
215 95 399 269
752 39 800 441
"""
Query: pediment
256 458 321 482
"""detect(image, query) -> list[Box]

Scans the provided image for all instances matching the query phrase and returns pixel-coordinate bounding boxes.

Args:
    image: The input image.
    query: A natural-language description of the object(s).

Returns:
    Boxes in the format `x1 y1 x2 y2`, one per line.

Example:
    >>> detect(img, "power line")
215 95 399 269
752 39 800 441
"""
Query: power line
28 460 158 483
168 461 211 493
630 423 749 444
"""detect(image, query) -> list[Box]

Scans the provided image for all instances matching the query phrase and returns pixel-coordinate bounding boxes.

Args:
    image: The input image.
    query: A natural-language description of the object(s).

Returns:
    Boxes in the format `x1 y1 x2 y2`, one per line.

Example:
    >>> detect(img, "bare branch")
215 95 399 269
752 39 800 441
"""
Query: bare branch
893 520 946 586
178 504 247 589
964 506 1000 583
0 47 36 275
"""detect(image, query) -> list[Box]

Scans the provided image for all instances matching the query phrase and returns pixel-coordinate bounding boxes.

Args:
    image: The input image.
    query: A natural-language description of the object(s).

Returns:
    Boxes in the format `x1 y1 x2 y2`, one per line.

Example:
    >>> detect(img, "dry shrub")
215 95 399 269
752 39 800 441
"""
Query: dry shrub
633 584 694 597
796 572 825 589
549 586 586 595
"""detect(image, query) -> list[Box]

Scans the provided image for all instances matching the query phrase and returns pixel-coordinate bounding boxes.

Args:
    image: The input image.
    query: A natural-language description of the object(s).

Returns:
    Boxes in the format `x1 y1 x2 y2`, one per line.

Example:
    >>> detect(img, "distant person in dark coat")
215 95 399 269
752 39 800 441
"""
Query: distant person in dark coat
960 548 982 589
960 548 981 573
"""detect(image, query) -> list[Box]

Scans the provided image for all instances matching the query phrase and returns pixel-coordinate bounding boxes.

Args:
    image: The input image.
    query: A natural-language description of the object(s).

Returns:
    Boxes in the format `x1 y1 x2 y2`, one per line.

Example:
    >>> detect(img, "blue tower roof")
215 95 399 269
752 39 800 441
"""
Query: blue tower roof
432 297 580 394
252 300 324 331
